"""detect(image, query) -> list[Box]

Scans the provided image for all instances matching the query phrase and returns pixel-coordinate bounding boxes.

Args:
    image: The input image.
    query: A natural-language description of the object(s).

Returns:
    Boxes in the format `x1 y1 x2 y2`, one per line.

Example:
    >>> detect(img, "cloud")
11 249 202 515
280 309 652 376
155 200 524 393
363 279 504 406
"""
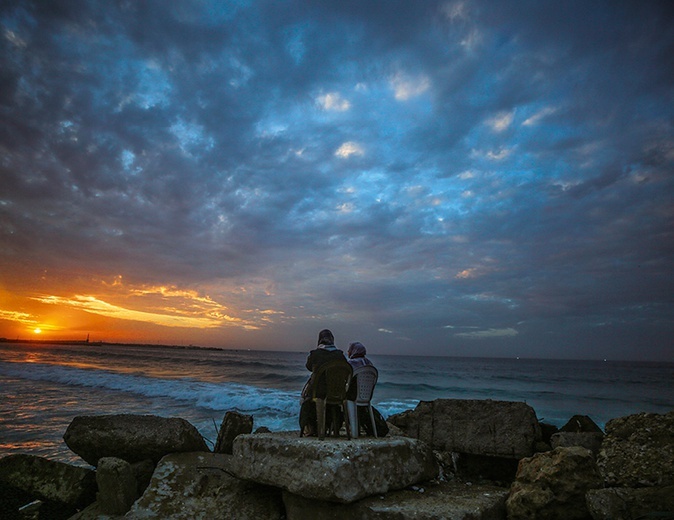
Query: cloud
455 328 519 339
335 141 365 158
317 92 351 111
390 72 430 101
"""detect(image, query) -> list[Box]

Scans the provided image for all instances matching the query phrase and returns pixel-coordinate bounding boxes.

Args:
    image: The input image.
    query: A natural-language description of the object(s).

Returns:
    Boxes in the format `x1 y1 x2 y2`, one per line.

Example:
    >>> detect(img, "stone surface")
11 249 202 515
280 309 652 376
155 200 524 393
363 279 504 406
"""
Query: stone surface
96 457 138 515
550 432 604 456
586 485 674 520
387 399 540 459
597 411 674 488
231 432 439 504
125 452 283 519
214 411 254 454
506 446 602 520
0 454 96 509
63 414 209 466
283 481 509 520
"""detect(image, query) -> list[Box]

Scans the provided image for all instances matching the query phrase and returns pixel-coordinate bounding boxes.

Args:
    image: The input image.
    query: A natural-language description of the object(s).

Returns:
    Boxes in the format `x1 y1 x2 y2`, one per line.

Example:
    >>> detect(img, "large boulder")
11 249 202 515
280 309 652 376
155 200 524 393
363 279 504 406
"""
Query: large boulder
0 454 96 509
125 452 283 519
63 414 209 466
231 432 439 504
560 415 603 433
597 411 674 487
283 481 509 520
586 485 674 520
388 399 540 459
506 446 602 520
214 411 253 454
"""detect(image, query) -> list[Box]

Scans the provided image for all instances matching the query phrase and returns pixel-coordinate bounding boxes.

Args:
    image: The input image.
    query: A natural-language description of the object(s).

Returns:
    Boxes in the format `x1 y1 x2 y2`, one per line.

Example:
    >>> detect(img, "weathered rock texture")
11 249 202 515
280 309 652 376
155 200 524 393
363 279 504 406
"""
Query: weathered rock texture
388 399 540 459
506 446 602 520
283 481 509 520
232 432 439 504
597 411 674 488
214 411 254 454
586 485 674 520
560 415 603 433
125 452 283 519
550 432 604 456
0 454 96 509
95 457 139 515
63 414 208 466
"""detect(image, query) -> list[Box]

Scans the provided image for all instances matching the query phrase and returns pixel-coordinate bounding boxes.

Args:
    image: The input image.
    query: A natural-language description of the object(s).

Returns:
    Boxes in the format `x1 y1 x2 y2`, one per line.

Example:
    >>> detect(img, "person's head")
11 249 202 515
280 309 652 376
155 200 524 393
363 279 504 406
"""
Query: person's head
317 329 334 346
348 341 367 359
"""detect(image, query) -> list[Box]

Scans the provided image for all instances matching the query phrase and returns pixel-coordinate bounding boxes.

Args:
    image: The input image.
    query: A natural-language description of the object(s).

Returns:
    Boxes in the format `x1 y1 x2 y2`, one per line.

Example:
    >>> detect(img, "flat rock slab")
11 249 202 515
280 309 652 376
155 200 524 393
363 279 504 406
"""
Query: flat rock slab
232 432 439 504
283 481 509 520
125 452 284 519
388 399 540 459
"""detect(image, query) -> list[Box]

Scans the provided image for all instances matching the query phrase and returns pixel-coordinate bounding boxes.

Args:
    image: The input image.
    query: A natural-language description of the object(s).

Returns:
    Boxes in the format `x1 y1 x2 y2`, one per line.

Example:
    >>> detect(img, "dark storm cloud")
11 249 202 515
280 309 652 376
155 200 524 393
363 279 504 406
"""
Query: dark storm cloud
1 0 672 359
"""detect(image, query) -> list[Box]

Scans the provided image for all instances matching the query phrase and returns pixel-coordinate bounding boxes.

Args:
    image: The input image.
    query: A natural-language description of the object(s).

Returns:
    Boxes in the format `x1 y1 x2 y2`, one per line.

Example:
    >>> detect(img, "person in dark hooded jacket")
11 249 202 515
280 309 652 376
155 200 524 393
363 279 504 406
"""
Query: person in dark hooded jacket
299 329 348 436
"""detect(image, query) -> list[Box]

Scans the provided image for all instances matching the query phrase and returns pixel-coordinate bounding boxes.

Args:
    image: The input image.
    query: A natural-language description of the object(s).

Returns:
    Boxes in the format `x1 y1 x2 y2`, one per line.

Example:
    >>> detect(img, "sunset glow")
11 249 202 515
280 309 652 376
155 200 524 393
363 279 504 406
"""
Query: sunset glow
0 1 672 359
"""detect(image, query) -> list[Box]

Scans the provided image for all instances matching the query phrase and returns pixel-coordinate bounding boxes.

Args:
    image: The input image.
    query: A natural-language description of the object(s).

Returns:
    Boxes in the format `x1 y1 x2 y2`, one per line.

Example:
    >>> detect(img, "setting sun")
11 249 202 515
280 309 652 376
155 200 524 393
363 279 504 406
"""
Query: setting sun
33 327 41 334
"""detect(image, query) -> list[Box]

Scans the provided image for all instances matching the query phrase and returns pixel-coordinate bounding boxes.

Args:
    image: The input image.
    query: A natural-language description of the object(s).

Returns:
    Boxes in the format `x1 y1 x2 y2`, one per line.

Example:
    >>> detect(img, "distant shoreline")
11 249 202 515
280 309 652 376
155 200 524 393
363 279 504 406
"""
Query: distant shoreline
0 337 226 352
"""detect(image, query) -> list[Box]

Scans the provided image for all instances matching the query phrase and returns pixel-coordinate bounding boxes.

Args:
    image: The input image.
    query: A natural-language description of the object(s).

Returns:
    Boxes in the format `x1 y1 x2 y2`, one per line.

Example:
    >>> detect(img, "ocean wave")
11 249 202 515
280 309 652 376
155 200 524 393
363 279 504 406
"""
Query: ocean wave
0 362 300 417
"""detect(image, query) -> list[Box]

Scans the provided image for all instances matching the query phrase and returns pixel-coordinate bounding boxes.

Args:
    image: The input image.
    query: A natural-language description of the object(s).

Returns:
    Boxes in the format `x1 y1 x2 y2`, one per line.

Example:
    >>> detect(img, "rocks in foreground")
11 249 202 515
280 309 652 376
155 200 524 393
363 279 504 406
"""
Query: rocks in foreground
597 411 674 488
63 414 209 466
0 454 96 509
231 432 439 503
283 480 509 520
388 399 541 459
506 446 602 520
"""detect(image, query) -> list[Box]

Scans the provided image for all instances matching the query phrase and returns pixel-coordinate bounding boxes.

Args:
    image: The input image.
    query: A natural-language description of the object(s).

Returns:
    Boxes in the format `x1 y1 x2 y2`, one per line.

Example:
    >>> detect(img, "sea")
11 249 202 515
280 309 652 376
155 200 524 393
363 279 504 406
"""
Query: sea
1 341 673 466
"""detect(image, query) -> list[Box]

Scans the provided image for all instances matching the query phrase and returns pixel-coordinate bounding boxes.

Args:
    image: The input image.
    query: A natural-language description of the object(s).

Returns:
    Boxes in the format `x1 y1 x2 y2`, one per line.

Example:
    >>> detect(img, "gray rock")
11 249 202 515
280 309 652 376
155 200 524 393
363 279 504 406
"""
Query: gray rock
506 446 602 520
231 432 439 504
388 399 540 459
0 454 96 509
63 414 209 466
597 411 674 488
551 432 604 456
214 411 253 454
560 415 603 433
96 457 138 515
586 485 674 520
283 481 509 520
125 452 283 519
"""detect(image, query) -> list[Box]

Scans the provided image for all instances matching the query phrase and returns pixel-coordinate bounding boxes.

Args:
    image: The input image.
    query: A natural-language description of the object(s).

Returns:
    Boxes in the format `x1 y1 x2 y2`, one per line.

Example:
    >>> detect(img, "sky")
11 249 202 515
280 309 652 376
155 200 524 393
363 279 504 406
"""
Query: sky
1 1 673 361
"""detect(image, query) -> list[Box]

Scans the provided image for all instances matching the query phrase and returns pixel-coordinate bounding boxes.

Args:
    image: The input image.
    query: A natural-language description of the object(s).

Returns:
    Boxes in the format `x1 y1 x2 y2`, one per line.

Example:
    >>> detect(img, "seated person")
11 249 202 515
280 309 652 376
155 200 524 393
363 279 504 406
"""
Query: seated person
346 341 388 437
299 329 349 436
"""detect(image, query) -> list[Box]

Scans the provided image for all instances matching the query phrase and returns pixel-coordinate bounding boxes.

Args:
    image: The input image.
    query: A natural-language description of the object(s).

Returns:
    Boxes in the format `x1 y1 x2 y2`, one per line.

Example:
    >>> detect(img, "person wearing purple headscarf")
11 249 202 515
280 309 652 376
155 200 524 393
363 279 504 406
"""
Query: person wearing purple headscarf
346 341 373 401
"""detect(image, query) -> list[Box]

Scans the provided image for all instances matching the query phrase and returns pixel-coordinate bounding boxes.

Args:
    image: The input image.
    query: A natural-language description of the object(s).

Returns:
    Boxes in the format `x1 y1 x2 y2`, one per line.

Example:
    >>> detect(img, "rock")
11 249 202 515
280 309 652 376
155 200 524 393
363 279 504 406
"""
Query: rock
96 457 138 515
506 446 602 520
597 411 674 487
63 414 209 466
539 422 560 444
0 454 96 509
125 452 283 519
130 459 155 497
586 485 674 520
283 480 509 520
214 411 254 454
231 432 439 504
560 415 603 433
550 432 604 456
388 399 540 459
